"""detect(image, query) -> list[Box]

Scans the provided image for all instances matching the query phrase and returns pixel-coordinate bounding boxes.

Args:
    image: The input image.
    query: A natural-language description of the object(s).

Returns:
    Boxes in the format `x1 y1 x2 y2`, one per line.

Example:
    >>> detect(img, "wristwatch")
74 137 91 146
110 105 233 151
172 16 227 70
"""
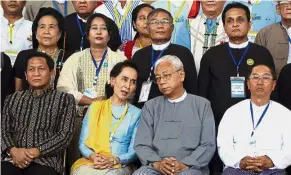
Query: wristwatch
5 146 13 157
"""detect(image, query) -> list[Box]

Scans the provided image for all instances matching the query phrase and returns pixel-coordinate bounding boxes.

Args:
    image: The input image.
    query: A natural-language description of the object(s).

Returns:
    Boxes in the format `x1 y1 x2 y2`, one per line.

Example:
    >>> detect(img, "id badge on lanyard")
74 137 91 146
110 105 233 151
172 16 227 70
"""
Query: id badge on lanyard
249 137 257 157
228 43 249 98
230 76 245 98
138 46 169 103
138 80 152 103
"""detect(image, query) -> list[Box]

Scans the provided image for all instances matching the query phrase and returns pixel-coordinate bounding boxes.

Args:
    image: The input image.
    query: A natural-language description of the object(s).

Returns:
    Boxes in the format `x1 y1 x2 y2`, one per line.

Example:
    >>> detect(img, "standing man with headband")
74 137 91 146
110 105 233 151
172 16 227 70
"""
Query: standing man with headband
132 8 197 108
24 0 75 21
218 64 291 175
255 0 291 77
65 0 122 53
198 2 275 174
94 0 142 43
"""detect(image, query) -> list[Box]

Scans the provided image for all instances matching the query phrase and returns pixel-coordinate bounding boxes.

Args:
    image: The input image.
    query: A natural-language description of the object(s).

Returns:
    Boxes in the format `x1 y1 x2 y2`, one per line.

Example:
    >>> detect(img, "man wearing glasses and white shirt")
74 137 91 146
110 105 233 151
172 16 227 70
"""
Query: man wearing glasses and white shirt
217 64 291 175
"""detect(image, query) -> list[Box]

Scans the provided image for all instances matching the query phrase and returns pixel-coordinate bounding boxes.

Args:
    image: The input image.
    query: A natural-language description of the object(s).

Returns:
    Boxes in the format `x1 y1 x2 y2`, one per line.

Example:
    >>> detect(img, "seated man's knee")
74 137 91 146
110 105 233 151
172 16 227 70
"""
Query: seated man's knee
177 169 204 175
133 166 160 175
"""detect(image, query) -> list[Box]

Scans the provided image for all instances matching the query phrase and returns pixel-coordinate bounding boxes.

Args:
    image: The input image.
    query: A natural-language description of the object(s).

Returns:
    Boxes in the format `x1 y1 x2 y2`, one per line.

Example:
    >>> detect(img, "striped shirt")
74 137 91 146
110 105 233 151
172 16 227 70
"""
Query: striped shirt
1 88 76 174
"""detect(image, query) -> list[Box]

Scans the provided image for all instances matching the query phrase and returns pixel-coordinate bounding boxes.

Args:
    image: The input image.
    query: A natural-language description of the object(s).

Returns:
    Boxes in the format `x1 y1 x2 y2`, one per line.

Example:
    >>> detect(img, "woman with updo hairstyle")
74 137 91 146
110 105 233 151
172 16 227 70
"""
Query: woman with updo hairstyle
71 60 141 175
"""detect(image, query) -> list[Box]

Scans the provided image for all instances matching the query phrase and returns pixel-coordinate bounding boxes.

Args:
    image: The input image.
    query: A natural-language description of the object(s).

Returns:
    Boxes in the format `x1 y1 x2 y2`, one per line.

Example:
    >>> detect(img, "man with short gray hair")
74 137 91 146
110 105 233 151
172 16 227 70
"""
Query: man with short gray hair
133 55 215 175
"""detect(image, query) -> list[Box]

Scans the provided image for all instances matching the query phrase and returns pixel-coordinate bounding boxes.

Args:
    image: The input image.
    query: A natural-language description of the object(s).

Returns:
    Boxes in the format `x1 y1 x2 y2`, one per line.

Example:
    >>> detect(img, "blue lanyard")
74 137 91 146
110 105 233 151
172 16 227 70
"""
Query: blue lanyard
76 14 86 51
91 50 108 84
227 43 250 77
52 0 67 16
280 22 291 44
151 45 170 68
148 45 170 81
250 101 270 137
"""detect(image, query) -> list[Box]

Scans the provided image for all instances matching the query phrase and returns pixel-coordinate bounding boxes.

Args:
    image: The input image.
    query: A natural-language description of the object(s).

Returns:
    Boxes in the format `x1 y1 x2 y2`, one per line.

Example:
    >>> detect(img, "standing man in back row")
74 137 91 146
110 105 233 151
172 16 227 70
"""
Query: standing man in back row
255 0 291 77
132 8 197 108
198 2 275 174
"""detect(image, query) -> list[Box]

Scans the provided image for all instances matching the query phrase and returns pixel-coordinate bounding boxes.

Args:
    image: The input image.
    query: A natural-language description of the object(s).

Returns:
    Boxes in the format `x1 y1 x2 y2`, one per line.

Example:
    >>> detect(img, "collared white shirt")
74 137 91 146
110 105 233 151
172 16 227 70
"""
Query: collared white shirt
168 90 187 103
152 41 171 51
57 0 65 4
77 14 87 23
0 16 32 65
229 40 249 49
217 99 291 169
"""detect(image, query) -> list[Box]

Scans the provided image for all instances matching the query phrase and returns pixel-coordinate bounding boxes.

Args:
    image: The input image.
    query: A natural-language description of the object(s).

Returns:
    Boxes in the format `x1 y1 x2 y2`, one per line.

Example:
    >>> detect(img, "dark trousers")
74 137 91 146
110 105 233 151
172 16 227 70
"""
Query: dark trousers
1 161 59 175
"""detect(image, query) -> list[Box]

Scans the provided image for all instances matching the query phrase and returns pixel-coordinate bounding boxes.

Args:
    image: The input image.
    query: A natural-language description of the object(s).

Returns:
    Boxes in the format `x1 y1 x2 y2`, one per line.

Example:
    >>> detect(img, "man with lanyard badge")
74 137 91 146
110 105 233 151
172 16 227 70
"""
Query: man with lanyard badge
198 2 275 174
218 64 291 175
132 8 197 108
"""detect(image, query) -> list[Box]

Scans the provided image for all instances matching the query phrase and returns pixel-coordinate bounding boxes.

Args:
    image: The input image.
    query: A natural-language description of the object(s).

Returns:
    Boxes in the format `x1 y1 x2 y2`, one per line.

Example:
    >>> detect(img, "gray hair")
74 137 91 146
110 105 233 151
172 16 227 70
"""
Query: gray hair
147 8 173 23
154 55 183 72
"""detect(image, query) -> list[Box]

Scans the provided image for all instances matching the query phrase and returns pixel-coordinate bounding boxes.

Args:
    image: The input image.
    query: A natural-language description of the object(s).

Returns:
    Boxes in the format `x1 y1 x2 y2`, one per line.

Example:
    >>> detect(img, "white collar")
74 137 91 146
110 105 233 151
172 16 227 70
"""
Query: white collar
1 16 24 25
250 100 271 111
202 13 222 21
168 90 187 103
77 14 87 23
229 40 249 49
113 0 131 11
281 22 291 35
56 0 65 4
152 41 171 51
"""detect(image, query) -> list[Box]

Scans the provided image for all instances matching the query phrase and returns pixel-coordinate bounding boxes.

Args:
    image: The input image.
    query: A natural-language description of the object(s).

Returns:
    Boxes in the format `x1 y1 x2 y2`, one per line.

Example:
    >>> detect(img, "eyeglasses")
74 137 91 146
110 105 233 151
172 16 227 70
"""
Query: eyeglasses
249 74 273 83
154 70 180 83
148 19 172 27
279 1 291 8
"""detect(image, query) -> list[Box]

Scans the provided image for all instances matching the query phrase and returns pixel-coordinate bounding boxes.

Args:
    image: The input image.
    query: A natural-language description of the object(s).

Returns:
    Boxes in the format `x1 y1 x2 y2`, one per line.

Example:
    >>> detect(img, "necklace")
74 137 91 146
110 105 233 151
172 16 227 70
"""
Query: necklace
37 47 59 62
112 112 121 119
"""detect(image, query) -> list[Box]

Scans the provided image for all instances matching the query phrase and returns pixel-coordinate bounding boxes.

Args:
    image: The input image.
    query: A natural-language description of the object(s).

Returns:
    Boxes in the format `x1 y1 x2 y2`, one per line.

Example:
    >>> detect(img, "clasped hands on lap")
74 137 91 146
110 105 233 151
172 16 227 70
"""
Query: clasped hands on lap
89 153 120 169
9 147 40 169
152 157 190 175
239 155 274 173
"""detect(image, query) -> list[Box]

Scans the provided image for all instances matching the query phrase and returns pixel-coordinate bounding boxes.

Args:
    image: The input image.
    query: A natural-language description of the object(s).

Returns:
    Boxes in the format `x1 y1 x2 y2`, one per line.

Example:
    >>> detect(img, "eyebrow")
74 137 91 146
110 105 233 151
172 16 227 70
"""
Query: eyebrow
38 23 58 26
150 17 170 20
91 24 106 26
122 76 137 81
251 73 272 75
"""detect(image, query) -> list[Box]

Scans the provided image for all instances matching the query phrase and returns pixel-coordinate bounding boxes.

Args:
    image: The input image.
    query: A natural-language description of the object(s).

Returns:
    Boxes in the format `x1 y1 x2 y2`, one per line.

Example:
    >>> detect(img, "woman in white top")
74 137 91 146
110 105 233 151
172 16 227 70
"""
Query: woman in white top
57 13 126 113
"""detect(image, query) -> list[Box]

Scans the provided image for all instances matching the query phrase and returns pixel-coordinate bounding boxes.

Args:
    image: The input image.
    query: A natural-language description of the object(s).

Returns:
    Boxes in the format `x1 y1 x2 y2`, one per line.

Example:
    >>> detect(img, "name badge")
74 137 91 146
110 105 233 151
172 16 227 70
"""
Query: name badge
84 88 97 99
138 81 152 103
230 77 245 98
249 138 257 156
